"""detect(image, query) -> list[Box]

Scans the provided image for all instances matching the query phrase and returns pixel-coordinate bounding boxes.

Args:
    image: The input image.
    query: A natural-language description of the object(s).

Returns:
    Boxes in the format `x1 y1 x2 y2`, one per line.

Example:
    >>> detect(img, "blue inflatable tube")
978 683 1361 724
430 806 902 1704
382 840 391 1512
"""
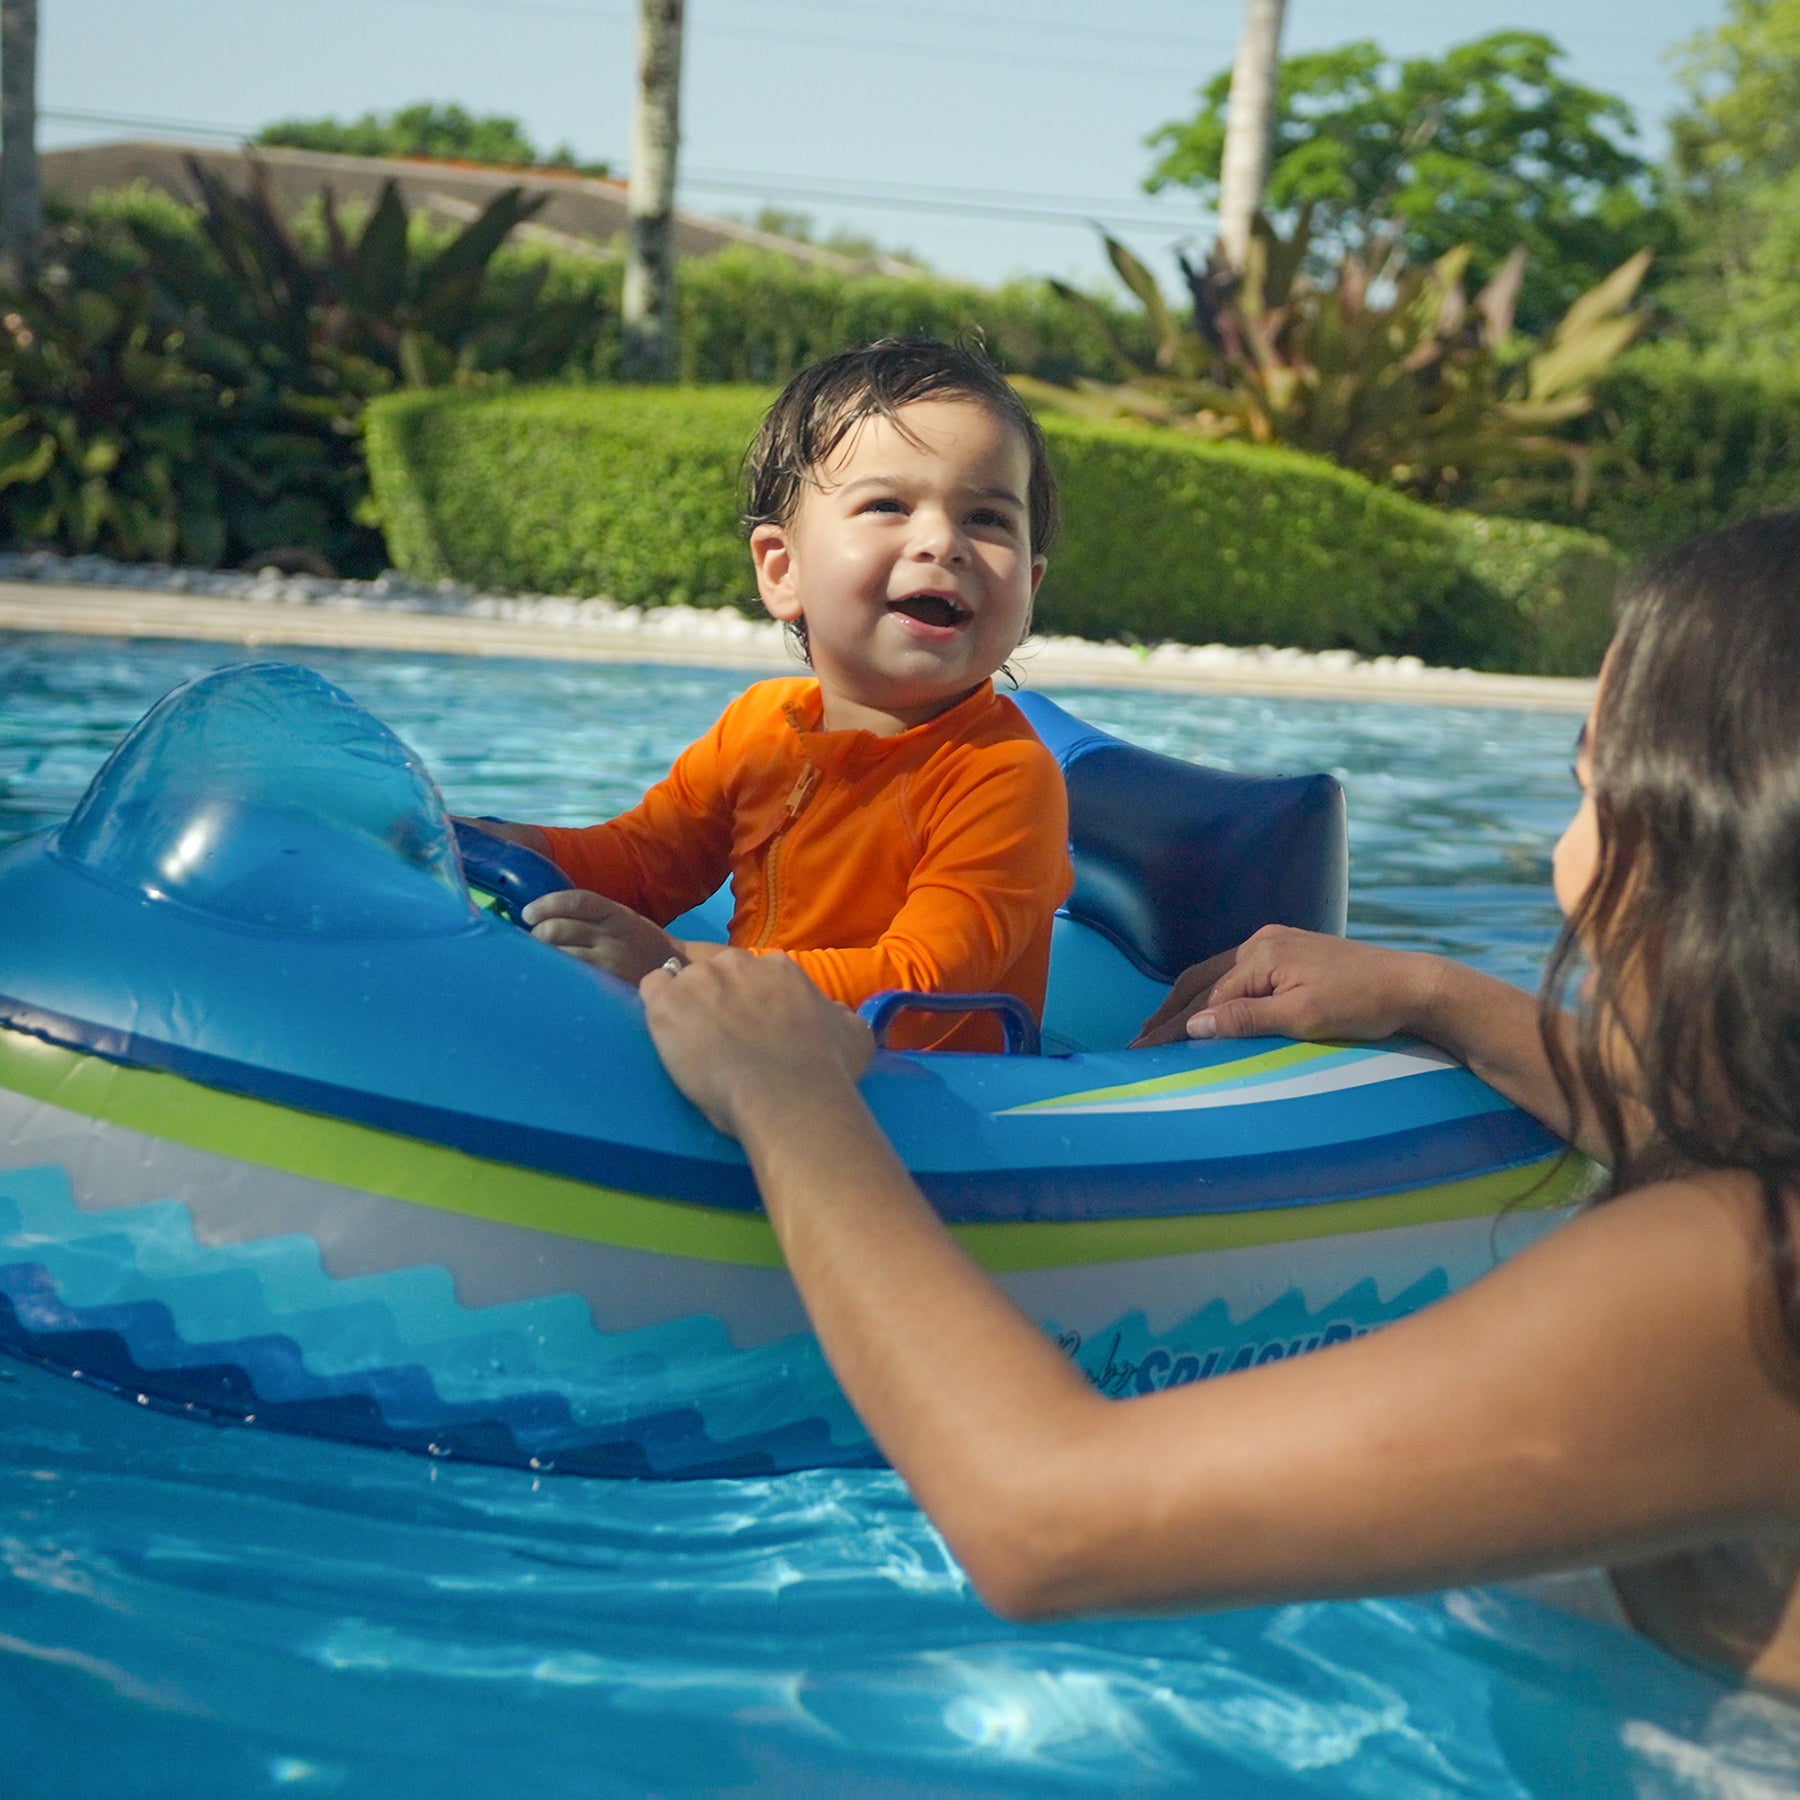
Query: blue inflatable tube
0 664 1584 1476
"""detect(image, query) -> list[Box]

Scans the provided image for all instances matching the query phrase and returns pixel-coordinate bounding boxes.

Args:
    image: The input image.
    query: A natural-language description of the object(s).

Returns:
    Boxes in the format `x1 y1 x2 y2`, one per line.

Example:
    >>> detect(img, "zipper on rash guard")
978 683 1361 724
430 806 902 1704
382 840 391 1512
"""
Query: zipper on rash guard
755 761 822 948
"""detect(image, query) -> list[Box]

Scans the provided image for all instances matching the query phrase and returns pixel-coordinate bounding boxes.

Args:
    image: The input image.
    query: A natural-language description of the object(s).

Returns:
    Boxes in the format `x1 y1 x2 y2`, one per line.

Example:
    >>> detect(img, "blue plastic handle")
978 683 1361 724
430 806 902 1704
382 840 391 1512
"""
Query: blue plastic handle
453 819 570 925
857 989 1042 1056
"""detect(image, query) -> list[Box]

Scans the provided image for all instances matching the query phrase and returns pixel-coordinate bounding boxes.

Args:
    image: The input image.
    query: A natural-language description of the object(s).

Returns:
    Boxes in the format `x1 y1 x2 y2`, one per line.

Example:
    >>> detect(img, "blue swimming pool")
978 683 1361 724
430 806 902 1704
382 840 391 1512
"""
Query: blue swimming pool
1 636 1792 1796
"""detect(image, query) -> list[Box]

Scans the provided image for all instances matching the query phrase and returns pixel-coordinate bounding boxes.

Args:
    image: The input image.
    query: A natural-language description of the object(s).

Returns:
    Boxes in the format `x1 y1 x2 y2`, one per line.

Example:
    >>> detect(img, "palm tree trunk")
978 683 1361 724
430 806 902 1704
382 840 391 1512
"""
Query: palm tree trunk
1217 0 1286 272
0 0 41 281
621 0 684 380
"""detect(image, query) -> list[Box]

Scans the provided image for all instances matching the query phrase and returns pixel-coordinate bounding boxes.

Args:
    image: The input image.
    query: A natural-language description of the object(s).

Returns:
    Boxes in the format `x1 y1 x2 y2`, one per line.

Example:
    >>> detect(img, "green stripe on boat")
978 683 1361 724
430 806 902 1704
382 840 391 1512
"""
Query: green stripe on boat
0 1026 1590 1272
1005 1040 1344 1111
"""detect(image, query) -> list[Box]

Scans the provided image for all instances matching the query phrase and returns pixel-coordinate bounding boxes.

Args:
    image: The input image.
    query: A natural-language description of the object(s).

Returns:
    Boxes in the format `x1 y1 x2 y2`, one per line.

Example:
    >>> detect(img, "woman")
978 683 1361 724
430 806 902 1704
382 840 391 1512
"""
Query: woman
639 514 1800 1694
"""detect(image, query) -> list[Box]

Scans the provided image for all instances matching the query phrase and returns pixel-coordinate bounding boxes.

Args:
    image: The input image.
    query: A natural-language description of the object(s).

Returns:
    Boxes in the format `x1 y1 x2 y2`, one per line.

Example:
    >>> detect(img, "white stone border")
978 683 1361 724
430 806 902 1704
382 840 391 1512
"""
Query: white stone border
0 553 1594 712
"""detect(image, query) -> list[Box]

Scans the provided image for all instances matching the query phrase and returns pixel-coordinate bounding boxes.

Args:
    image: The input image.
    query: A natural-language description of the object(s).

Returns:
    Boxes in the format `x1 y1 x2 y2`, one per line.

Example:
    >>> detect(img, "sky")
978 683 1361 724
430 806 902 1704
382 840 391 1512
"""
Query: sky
44 0 1726 291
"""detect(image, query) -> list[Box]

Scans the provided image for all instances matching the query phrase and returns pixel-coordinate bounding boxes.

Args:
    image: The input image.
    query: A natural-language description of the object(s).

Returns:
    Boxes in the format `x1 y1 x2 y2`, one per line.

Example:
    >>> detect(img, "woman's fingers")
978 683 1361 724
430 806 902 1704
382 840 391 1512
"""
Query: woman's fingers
1131 947 1241 1047
1186 942 1292 1039
642 952 873 1136
1135 926 1401 1045
1185 929 1433 1044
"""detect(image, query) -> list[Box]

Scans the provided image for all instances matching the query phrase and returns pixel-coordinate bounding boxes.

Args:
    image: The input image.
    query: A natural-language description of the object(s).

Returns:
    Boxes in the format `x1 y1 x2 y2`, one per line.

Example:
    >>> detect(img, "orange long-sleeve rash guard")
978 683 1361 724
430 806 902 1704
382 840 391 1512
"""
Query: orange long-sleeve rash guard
533 677 1072 1051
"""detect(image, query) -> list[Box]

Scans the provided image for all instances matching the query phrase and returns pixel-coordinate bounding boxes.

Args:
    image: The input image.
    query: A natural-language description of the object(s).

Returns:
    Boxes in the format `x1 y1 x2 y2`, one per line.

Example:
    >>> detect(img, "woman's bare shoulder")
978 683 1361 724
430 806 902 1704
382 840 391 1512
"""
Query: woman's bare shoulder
1472 1172 1800 1503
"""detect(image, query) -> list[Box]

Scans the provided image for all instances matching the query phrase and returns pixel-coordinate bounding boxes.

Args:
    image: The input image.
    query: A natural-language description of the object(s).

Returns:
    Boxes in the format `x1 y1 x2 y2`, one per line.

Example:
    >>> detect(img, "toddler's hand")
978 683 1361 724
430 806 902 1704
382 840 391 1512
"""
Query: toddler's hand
522 889 678 982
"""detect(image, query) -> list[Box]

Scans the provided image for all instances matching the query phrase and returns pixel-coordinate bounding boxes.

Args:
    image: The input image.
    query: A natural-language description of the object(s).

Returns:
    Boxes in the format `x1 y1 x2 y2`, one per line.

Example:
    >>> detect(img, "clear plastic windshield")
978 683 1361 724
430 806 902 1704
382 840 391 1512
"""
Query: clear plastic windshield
58 662 475 938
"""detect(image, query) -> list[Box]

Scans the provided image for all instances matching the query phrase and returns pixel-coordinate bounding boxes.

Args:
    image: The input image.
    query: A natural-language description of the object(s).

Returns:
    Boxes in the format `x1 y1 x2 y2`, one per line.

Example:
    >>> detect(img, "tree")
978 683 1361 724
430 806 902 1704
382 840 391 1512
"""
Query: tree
622 0 684 381
0 0 40 280
1146 31 1670 332
1665 0 1800 349
1216 0 1287 270
255 103 606 176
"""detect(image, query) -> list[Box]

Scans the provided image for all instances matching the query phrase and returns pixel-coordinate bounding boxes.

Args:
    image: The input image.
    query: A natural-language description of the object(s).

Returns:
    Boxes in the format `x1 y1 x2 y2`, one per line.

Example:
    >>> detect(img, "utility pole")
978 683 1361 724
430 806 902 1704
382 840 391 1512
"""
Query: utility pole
0 0 41 281
621 0 683 380
1216 0 1286 272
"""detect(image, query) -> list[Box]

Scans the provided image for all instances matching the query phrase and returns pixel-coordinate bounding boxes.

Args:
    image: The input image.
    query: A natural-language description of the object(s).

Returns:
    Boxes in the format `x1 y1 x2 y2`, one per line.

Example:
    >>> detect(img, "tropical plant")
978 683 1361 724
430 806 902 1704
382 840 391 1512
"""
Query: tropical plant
0 162 607 570
1028 217 1651 510
0 278 223 561
174 158 605 390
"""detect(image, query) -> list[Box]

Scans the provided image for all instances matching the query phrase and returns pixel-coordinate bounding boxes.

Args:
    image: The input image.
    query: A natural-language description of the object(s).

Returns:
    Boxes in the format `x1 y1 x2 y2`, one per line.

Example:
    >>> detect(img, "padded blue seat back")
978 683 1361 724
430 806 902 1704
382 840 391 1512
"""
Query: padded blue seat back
1013 692 1347 1049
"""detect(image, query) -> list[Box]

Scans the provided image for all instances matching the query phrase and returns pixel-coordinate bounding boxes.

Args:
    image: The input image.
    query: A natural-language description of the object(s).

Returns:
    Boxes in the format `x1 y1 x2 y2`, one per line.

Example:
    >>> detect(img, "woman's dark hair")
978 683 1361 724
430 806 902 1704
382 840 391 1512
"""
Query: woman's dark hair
1542 510 1800 1375
742 336 1060 556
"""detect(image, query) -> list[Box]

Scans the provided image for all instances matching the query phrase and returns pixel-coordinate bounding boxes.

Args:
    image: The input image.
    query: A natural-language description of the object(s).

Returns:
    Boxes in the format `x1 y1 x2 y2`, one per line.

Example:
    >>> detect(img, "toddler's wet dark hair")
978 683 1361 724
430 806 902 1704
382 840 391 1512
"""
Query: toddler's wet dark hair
742 337 1060 555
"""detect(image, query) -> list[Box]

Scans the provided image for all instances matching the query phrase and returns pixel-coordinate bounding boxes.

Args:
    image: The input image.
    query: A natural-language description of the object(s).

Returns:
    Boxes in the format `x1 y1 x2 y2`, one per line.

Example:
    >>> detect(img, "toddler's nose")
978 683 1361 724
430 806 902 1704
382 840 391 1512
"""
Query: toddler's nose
907 507 965 563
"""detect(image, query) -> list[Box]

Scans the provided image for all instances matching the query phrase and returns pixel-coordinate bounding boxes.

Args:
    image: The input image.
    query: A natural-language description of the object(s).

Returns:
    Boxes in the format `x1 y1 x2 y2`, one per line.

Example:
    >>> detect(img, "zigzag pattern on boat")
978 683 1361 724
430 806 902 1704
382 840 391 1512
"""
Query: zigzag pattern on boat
0 1280 869 1476
0 1161 1471 1474
0 1163 872 1475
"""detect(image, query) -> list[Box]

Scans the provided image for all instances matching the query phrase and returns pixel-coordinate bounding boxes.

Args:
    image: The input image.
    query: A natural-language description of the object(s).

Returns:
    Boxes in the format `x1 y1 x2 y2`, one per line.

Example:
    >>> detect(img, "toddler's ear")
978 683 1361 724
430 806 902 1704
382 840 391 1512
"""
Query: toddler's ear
1019 554 1047 642
751 523 803 625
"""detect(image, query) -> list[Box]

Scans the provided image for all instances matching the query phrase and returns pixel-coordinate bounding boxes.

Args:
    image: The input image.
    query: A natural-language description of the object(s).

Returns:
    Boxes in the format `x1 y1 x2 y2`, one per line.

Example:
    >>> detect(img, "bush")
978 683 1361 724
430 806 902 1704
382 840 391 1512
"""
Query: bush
366 385 767 605
667 249 1147 388
1507 342 1800 560
0 177 609 574
366 385 1622 673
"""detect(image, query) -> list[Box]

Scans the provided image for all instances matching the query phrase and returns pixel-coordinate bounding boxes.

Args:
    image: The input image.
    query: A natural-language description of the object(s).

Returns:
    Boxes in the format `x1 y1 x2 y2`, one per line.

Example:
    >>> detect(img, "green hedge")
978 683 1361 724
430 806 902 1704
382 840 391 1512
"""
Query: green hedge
1511 343 1800 560
366 385 1623 674
367 386 769 607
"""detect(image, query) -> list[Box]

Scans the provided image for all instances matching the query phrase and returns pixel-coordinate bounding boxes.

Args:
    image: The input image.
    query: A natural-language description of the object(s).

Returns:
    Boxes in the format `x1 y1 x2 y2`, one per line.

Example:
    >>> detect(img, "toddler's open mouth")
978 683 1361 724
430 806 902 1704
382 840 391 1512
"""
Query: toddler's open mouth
887 592 971 630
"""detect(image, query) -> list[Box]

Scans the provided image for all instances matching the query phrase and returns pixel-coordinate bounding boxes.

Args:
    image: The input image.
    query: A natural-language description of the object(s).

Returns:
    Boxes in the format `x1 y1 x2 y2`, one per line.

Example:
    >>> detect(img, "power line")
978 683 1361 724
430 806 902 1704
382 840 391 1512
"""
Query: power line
681 172 1193 235
43 105 248 141
41 106 1204 238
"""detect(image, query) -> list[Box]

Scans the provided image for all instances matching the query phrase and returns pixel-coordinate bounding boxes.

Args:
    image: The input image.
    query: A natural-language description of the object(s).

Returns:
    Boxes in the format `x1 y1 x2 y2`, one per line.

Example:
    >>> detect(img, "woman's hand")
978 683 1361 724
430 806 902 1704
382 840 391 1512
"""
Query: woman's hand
1133 925 1445 1047
641 950 874 1138
523 889 679 982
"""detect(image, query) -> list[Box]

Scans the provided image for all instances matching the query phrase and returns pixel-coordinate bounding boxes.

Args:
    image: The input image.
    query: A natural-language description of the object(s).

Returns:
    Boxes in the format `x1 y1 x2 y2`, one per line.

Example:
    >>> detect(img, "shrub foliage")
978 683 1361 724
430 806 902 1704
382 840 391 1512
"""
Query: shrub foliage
1520 343 1800 558
366 384 1621 674
0 170 604 573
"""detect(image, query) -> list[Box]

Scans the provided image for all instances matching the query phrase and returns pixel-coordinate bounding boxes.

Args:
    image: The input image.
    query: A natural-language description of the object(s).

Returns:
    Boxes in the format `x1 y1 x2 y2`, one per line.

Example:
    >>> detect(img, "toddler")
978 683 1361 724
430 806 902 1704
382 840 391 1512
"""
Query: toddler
484 338 1072 1051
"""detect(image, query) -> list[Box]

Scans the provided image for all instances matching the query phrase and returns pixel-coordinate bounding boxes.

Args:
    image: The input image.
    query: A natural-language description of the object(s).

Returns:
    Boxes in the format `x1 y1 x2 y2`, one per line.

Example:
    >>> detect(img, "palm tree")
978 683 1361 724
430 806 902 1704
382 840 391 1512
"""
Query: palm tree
1216 0 1287 272
622 0 684 380
0 0 41 280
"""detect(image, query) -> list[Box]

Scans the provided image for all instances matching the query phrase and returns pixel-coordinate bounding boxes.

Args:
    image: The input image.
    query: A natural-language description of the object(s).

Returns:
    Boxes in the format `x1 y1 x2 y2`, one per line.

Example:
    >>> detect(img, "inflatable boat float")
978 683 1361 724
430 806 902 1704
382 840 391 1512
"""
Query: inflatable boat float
0 664 1585 1477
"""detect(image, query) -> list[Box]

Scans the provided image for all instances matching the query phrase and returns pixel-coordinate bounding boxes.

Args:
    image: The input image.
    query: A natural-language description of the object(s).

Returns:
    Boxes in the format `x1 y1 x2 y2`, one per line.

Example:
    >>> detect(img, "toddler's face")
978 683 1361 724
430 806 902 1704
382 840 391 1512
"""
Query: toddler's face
750 398 1045 733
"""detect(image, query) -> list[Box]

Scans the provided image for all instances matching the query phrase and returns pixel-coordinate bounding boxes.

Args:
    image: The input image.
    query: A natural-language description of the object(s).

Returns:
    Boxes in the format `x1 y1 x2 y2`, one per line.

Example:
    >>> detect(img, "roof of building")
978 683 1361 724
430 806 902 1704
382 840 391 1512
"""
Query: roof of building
43 140 917 276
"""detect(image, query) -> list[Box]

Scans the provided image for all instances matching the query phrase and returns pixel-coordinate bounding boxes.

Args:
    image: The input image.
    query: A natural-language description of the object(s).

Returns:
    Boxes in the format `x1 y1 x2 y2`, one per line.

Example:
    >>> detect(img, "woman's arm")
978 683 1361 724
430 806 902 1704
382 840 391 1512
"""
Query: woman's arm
1135 926 1606 1159
642 953 1800 1622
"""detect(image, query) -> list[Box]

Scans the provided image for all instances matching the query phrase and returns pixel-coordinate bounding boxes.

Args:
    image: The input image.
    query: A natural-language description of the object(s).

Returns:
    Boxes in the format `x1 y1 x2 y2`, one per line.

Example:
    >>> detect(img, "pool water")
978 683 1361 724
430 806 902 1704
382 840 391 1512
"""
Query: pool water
1 636 1794 1797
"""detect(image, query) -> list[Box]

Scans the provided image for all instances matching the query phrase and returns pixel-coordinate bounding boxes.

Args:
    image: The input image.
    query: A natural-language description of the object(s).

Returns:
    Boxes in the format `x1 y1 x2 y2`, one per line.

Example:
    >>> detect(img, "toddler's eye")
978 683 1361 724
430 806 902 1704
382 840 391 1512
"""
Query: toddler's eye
969 508 1018 532
860 497 904 515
